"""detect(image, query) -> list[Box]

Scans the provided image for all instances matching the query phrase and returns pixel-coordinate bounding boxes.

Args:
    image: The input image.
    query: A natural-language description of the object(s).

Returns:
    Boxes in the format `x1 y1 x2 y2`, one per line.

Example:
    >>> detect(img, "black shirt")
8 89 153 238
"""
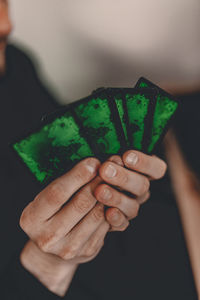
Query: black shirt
0 45 199 299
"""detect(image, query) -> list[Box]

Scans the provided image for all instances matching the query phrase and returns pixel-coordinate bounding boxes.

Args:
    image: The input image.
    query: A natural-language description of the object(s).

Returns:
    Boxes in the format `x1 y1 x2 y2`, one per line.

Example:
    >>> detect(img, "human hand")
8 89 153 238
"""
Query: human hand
19 155 138 295
20 158 111 266
19 152 166 296
19 158 109 295
95 150 167 231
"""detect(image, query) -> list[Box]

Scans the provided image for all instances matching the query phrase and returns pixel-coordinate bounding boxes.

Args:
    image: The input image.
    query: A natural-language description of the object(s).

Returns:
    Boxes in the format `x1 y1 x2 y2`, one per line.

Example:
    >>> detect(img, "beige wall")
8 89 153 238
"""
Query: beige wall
10 0 200 104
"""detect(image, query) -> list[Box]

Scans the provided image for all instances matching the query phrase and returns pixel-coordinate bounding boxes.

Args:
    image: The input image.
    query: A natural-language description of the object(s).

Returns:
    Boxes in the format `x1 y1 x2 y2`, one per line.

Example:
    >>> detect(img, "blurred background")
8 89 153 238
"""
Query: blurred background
10 0 200 104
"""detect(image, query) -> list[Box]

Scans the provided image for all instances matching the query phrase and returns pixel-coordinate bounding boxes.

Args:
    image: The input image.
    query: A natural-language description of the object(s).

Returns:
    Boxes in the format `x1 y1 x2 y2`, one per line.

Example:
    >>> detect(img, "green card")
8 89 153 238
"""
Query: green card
109 88 157 153
107 88 129 146
73 89 126 160
135 77 179 153
12 109 94 185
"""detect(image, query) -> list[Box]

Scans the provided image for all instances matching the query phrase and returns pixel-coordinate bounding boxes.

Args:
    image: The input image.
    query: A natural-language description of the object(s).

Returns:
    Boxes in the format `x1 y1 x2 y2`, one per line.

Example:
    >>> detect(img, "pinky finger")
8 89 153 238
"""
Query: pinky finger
106 207 129 232
136 191 150 205
78 221 110 258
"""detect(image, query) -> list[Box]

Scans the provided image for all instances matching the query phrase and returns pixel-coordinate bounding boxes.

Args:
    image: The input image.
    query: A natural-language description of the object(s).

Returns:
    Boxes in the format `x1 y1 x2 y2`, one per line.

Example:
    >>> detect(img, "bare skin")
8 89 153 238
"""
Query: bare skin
20 153 166 296
164 131 200 298
0 0 12 75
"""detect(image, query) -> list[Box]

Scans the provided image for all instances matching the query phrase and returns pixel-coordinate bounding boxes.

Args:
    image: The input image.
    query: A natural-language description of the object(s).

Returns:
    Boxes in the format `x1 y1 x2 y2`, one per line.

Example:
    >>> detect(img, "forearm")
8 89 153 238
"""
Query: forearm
165 132 200 296
20 240 78 297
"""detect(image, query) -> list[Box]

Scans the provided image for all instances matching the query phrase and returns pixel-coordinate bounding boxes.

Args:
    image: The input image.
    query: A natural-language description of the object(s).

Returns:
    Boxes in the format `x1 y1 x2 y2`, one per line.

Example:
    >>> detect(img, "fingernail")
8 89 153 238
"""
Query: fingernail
126 152 138 165
86 158 98 173
102 188 112 200
104 164 117 178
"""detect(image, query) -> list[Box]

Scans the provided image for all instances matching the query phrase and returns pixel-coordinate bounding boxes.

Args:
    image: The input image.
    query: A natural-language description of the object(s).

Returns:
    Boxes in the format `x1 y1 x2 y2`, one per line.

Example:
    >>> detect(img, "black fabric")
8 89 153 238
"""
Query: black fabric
0 44 199 299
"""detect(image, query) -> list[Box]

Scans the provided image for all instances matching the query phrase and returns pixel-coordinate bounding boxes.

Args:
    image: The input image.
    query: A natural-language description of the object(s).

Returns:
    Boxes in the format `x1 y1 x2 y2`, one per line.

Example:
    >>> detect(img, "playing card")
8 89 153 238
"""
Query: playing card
12 109 94 185
135 77 179 153
109 88 157 153
73 89 126 160
107 88 129 146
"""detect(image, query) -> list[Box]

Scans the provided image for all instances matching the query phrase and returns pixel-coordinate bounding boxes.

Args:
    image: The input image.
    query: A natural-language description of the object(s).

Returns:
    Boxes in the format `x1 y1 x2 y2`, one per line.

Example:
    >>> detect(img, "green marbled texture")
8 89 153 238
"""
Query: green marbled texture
13 111 93 184
126 93 149 150
114 97 129 145
74 96 121 155
147 95 178 152
138 81 178 153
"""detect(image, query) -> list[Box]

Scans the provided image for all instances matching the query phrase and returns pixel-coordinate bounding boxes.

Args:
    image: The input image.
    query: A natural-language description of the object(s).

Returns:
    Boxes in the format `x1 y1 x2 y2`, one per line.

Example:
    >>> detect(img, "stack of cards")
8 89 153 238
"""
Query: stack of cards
12 77 179 185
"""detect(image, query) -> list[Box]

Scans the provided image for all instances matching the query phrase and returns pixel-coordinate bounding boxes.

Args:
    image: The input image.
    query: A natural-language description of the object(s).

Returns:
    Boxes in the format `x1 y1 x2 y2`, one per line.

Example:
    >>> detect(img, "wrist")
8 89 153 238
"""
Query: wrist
20 240 78 297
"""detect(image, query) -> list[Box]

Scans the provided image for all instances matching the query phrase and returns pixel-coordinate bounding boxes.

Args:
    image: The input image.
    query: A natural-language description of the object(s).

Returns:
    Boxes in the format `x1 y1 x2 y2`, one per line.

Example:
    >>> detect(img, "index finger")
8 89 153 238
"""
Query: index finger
24 158 100 222
122 150 167 180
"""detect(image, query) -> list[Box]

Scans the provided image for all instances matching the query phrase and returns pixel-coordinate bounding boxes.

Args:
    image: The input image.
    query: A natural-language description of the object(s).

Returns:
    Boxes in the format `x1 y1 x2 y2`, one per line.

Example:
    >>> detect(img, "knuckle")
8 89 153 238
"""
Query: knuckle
119 172 129 186
45 182 64 206
73 168 87 184
59 245 78 260
138 191 150 204
139 177 150 195
158 160 167 178
19 203 34 233
19 208 29 232
106 190 121 207
130 201 140 219
91 204 105 222
84 246 97 258
36 232 56 253
73 192 94 214
84 237 104 258
144 191 150 202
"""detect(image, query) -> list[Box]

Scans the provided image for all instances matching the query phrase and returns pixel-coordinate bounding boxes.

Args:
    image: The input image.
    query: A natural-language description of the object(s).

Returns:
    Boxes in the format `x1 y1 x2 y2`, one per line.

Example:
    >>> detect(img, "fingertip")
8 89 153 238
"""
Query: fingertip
84 157 101 175
94 183 111 203
93 183 104 199
160 159 168 177
99 161 119 180
108 155 124 167
106 207 129 231
151 156 168 179
122 150 139 168
98 161 109 178
105 207 121 223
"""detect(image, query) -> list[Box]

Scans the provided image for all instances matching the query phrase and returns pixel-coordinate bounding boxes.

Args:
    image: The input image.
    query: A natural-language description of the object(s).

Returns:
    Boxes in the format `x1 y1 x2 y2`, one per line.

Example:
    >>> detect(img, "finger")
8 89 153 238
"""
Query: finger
50 202 106 259
78 220 110 258
105 207 129 231
108 155 124 167
94 183 139 219
35 176 104 251
21 175 102 251
20 158 100 226
122 150 167 180
136 191 150 205
107 155 124 191
99 161 150 196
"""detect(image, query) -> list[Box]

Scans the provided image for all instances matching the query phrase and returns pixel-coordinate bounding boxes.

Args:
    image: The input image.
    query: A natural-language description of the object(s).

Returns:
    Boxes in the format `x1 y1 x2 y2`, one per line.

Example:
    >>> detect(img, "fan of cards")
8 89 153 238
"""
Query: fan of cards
12 77 179 185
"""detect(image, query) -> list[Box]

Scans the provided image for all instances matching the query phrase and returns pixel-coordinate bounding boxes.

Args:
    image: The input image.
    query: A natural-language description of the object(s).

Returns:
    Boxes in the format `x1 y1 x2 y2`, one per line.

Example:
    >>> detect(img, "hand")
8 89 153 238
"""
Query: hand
19 152 166 296
19 158 107 295
95 150 167 231
20 158 110 264
19 156 139 296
